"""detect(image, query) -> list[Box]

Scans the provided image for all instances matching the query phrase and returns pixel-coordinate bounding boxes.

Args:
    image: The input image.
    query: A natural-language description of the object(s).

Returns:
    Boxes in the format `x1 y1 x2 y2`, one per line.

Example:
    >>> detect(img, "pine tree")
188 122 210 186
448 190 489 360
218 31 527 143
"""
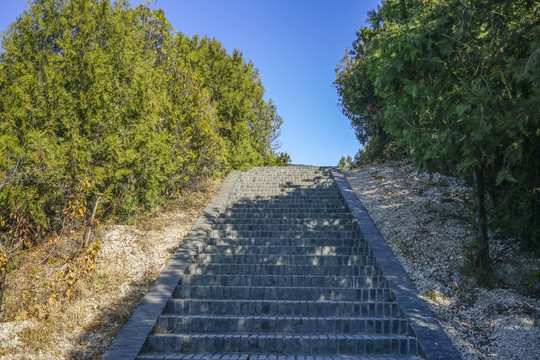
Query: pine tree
336 0 540 282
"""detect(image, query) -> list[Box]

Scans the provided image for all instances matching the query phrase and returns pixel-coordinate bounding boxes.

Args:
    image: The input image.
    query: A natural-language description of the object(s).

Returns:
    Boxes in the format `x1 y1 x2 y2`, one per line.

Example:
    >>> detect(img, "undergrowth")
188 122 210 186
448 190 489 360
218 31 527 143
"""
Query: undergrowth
0 178 222 359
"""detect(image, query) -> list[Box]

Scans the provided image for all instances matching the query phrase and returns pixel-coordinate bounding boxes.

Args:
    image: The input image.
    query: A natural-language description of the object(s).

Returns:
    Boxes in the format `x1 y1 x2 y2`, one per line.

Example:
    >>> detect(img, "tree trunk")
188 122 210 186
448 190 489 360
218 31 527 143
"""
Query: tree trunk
472 166 493 280
523 141 539 251
0 270 6 313
377 124 385 163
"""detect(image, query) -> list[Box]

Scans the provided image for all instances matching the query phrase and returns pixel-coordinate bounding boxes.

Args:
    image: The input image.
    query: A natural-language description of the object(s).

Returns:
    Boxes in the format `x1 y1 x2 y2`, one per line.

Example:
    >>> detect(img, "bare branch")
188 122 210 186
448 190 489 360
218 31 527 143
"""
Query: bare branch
441 33 468 48
0 157 23 189
399 115 423 131
84 195 103 246
523 48 540 76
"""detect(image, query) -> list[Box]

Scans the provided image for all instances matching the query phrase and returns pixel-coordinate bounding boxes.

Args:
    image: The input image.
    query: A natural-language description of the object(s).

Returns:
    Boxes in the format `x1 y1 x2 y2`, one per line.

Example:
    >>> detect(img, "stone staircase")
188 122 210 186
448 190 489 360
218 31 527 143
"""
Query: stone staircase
135 166 422 359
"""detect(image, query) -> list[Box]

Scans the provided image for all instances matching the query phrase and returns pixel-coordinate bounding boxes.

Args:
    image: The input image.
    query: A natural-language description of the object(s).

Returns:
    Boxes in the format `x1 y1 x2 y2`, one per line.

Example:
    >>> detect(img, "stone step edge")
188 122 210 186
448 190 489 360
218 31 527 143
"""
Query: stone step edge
154 315 412 336
165 298 398 310
165 300 400 314
157 314 406 321
137 354 424 360
173 285 393 293
199 245 368 249
102 170 242 360
153 318 412 335
178 275 388 288
142 332 419 355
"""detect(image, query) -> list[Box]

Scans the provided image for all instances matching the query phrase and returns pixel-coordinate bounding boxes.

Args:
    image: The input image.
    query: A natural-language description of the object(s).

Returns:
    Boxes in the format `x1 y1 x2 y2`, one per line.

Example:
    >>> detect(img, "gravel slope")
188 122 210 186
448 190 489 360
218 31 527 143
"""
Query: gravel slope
344 162 540 360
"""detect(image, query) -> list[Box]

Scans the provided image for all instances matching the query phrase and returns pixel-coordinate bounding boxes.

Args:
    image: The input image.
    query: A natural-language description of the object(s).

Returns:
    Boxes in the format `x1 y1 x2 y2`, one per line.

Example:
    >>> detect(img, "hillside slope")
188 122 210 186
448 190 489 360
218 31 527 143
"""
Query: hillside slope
345 162 540 360
1 163 538 359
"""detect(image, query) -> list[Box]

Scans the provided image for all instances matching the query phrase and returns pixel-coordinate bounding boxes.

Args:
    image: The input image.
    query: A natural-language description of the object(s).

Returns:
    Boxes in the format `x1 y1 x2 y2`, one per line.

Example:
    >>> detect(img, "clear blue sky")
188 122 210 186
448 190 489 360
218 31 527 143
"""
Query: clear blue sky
0 0 381 166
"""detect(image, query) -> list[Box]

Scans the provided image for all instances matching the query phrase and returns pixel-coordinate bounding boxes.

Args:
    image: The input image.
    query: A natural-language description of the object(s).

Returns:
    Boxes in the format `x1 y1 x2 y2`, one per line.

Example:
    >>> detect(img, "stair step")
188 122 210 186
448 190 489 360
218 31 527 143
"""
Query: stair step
216 213 355 221
221 205 350 212
215 217 355 223
138 354 424 360
173 286 400 304
205 238 362 247
194 254 373 266
185 264 381 276
154 315 411 335
229 192 342 197
220 208 351 215
142 333 419 355
199 245 369 256
179 275 388 288
211 230 363 239
212 224 358 232
166 298 398 316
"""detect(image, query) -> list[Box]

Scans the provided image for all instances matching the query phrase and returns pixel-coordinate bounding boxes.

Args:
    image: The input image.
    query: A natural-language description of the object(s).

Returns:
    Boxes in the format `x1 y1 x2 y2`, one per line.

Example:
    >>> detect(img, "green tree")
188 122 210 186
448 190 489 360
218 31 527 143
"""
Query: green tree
337 0 540 282
173 34 289 169
334 26 390 162
1 0 288 268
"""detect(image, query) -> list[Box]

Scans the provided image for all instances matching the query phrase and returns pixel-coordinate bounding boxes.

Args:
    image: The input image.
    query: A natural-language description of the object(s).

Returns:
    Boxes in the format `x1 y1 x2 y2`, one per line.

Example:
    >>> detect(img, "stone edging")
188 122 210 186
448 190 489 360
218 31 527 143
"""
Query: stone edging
330 167 462 360
102 171 241 360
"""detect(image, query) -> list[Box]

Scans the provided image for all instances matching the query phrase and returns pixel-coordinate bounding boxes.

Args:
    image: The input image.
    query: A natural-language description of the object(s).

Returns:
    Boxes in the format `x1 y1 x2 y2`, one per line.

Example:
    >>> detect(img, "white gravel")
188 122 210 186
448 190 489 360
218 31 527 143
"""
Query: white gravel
345 162 540 360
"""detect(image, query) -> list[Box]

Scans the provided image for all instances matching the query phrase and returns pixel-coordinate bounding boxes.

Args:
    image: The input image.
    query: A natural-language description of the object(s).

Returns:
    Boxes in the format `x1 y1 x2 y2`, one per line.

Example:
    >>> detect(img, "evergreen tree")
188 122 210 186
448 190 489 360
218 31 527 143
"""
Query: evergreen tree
336 0 540 282
0 0 287 275
173 34 288 169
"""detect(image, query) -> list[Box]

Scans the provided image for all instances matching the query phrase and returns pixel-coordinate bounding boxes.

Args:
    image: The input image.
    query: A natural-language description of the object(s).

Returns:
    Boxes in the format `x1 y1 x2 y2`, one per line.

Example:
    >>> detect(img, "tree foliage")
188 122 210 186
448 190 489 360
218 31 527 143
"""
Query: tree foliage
173 34 288 169
0 0 289 278
335 0 540 281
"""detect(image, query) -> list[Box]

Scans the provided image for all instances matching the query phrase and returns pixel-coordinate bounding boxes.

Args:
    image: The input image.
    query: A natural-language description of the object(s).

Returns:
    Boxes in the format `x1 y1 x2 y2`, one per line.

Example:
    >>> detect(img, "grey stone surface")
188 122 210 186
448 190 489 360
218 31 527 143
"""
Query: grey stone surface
105 166 459 359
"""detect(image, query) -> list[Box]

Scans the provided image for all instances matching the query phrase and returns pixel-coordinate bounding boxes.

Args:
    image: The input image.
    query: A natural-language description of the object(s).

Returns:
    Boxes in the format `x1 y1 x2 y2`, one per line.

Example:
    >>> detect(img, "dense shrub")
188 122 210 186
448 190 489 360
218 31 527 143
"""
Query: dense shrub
335 0 540 280
0 0 289 274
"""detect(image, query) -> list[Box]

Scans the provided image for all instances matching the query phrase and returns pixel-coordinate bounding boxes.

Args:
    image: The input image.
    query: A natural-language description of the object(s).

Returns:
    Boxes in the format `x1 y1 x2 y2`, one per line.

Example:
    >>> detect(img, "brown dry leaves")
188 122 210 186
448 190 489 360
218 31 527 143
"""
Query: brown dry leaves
0 178 222 359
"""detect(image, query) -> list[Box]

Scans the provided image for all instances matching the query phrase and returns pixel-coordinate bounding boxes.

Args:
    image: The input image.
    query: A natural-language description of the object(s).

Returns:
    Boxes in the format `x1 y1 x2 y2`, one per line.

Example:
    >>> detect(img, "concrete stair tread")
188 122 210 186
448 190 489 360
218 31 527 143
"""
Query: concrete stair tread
172 287 402 306
217 213 354 219
138 354 423 360
200 245 367 252
215 224 351 227
176 284 388 292
149 333 415 339
158 314 406 320
197 248 370 257
167 298 397 311
186 264 381 276
179 274 387 288
207 236 360 240
205 239 362 247
166 298 399 316
211 230 362 236
142 333 419 355
196 254 371 259
155 314 411 335
194 254 374 266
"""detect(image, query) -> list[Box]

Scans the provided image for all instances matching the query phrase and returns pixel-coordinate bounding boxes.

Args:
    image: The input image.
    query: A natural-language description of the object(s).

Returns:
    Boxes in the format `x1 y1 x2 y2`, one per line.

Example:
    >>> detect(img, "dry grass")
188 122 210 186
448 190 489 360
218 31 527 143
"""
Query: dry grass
0 178 223 360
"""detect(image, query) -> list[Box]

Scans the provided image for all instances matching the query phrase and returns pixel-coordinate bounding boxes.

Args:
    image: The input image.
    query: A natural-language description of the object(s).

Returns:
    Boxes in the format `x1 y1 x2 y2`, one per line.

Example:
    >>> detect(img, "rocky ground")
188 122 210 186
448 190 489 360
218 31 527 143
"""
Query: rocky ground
344 162 540 360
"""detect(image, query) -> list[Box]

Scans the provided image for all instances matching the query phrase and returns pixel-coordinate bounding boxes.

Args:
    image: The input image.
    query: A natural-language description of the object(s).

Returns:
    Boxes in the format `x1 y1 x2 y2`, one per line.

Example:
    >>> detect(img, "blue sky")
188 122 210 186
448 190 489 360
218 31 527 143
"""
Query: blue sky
0 0 381 166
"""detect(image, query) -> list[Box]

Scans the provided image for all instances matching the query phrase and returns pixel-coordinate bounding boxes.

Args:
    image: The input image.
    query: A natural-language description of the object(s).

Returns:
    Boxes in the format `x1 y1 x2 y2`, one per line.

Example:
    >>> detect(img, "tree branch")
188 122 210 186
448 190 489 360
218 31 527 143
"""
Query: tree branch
441 33 468 48
523 48 540 76
0 157 23 189
84 195 103 246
